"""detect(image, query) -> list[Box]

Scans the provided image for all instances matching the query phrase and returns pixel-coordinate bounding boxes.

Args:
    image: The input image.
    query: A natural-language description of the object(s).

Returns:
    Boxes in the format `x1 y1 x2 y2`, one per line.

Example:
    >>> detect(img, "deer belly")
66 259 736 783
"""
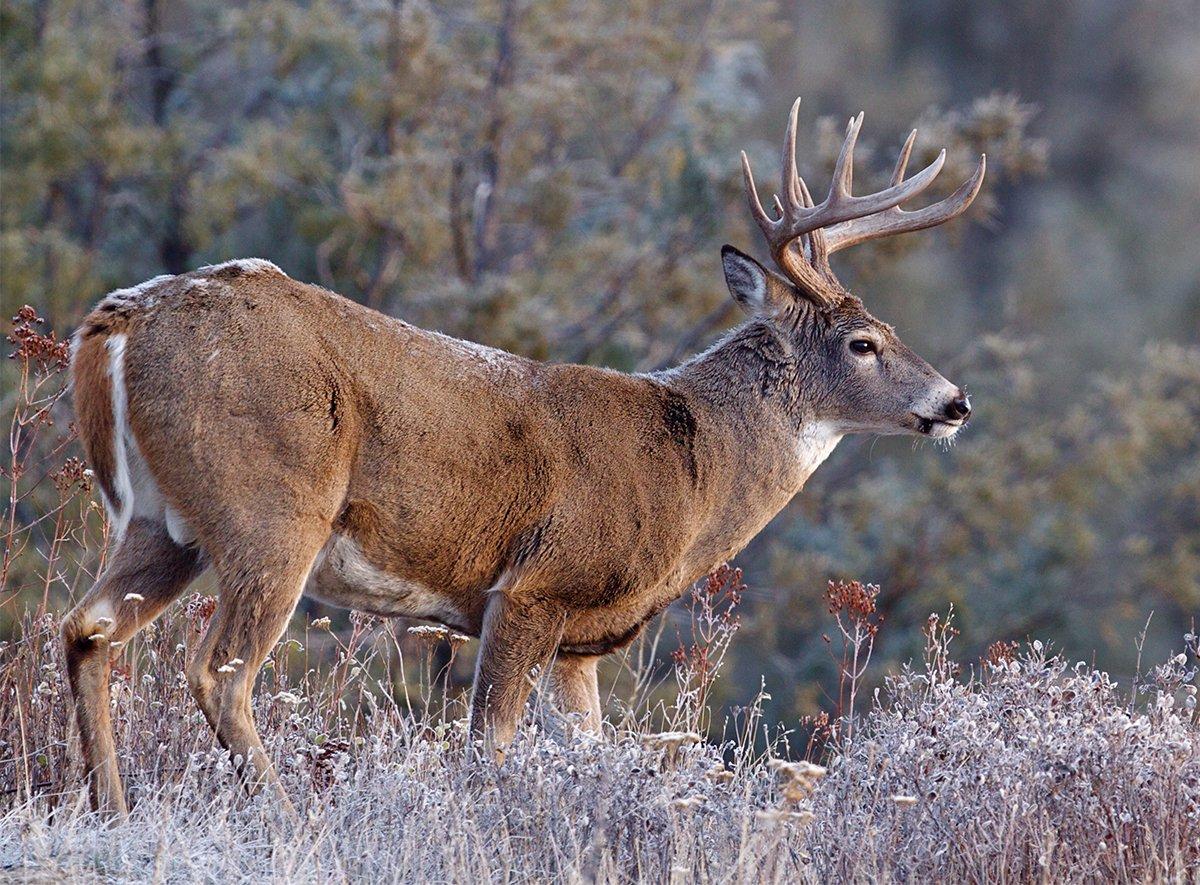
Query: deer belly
305 532 467 627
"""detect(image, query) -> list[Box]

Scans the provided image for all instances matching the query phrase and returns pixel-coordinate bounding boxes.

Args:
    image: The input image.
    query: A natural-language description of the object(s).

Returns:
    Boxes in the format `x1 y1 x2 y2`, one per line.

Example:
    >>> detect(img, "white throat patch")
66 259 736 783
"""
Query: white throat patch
794 420 843 481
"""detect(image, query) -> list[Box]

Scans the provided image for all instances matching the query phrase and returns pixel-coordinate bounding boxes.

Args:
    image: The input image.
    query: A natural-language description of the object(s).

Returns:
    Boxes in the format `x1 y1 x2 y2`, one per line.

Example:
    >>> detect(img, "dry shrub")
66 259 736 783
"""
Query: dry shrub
1 602 1196 882
808 615 1200 882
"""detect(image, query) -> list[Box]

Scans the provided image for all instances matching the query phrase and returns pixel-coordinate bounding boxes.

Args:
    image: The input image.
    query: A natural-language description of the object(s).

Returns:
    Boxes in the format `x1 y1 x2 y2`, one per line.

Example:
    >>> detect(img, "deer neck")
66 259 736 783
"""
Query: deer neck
663 320 843 555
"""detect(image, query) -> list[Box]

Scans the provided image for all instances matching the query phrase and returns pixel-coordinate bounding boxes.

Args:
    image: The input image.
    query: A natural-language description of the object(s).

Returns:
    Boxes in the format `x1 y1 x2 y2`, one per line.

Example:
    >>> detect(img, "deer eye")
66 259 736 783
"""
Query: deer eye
849 339 876 356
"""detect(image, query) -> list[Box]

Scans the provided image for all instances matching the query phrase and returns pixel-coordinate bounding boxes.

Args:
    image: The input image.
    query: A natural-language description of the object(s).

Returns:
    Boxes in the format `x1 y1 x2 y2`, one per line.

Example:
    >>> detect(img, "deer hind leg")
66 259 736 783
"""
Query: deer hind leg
469 592 563 761
548 653 603 735
62 518 202 816
185 521 328 808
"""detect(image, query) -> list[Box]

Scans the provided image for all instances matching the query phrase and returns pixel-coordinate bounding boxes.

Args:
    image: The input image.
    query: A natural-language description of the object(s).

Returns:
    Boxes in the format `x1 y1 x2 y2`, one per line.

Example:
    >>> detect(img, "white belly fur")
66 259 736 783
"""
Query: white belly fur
304 533 465 625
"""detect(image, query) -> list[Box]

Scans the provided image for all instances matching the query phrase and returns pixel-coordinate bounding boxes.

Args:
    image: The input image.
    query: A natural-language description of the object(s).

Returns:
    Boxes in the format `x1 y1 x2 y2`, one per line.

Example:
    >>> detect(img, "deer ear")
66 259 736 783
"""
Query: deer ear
721 245 794 318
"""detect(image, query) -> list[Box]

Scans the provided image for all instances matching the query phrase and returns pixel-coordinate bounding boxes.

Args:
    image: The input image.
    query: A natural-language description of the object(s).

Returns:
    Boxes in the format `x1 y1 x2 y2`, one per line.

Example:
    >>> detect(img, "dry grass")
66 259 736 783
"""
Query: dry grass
0 601 1196 882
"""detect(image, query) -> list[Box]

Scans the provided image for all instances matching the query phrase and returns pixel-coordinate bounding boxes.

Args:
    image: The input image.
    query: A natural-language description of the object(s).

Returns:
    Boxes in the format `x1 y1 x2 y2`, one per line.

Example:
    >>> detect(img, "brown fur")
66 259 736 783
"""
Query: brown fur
63 248 968 813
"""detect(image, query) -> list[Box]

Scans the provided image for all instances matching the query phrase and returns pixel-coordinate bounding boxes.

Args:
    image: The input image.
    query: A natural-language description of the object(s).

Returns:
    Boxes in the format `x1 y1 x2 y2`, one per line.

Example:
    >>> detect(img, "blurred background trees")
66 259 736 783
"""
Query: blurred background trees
3 0 1197 727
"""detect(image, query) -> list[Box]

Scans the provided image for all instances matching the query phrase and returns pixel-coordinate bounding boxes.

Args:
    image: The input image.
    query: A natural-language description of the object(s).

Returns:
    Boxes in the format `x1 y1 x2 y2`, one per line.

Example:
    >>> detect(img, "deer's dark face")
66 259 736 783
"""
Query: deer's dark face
722 245 971 440
800 295 970 440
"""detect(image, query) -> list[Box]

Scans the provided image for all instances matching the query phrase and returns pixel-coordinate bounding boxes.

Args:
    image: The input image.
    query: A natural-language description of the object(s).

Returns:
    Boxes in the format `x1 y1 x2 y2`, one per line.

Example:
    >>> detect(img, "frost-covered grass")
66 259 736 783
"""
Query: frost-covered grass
807 618 1200 882
1 599 1197 883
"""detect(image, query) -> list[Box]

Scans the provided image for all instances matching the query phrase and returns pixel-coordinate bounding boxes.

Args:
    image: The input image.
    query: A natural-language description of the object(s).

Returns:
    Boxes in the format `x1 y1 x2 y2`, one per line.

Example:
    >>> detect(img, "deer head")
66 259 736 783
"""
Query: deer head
722 98 985 440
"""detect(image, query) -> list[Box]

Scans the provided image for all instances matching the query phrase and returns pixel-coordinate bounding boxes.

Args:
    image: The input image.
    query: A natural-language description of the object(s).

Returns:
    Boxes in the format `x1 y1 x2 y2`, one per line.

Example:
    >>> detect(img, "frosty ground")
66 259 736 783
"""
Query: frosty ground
1 604 1196 883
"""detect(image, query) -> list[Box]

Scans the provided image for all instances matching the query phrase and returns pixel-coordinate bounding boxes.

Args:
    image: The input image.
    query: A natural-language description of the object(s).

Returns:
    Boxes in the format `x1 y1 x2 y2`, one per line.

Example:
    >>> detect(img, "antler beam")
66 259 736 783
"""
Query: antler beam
740 97 986 295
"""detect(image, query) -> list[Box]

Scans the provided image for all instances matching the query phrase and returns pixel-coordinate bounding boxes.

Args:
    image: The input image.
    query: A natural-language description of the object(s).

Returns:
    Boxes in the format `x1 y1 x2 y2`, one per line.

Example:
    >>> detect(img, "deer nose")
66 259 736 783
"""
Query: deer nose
945 393 971 422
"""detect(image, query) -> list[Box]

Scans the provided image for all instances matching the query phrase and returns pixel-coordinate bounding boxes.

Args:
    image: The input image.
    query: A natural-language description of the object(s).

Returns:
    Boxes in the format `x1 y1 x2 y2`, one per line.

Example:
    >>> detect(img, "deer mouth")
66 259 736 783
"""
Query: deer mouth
913 414 964 439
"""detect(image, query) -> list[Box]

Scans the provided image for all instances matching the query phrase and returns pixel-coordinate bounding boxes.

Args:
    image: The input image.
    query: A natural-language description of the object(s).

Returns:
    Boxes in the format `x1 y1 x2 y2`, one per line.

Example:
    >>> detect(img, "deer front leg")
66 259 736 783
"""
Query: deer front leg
549 653 603 735
469 593 561 761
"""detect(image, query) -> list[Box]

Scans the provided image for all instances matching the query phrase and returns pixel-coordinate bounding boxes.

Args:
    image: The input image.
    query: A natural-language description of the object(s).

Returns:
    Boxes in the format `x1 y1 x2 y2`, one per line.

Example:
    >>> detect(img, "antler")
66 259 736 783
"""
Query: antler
740 97 986 298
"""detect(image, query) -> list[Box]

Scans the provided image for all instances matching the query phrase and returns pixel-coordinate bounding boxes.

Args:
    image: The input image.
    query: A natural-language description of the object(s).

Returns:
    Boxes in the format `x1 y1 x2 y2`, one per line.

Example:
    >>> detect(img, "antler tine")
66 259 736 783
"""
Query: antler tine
796 175 815 209
802 179 833 271
891 130 917 187
782 97 803 211
822 153 987 255
762 108 945 241
875 148 946 208
794 175 821 261
829 113 864 204
740 150 773 232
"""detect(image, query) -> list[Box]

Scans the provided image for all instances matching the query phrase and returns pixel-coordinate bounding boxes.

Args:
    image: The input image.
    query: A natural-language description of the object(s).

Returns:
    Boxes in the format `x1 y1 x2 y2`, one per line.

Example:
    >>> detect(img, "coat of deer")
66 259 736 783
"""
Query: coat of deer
64 98 984 814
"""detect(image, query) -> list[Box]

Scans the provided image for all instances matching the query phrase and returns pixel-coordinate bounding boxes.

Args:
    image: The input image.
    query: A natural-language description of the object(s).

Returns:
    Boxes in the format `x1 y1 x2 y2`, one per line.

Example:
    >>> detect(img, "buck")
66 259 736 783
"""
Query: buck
64 98 983 814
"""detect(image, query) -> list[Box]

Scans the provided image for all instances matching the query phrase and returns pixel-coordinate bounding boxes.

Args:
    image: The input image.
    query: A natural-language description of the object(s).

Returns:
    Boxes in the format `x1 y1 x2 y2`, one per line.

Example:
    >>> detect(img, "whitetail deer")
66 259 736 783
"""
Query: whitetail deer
64 98 983 814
